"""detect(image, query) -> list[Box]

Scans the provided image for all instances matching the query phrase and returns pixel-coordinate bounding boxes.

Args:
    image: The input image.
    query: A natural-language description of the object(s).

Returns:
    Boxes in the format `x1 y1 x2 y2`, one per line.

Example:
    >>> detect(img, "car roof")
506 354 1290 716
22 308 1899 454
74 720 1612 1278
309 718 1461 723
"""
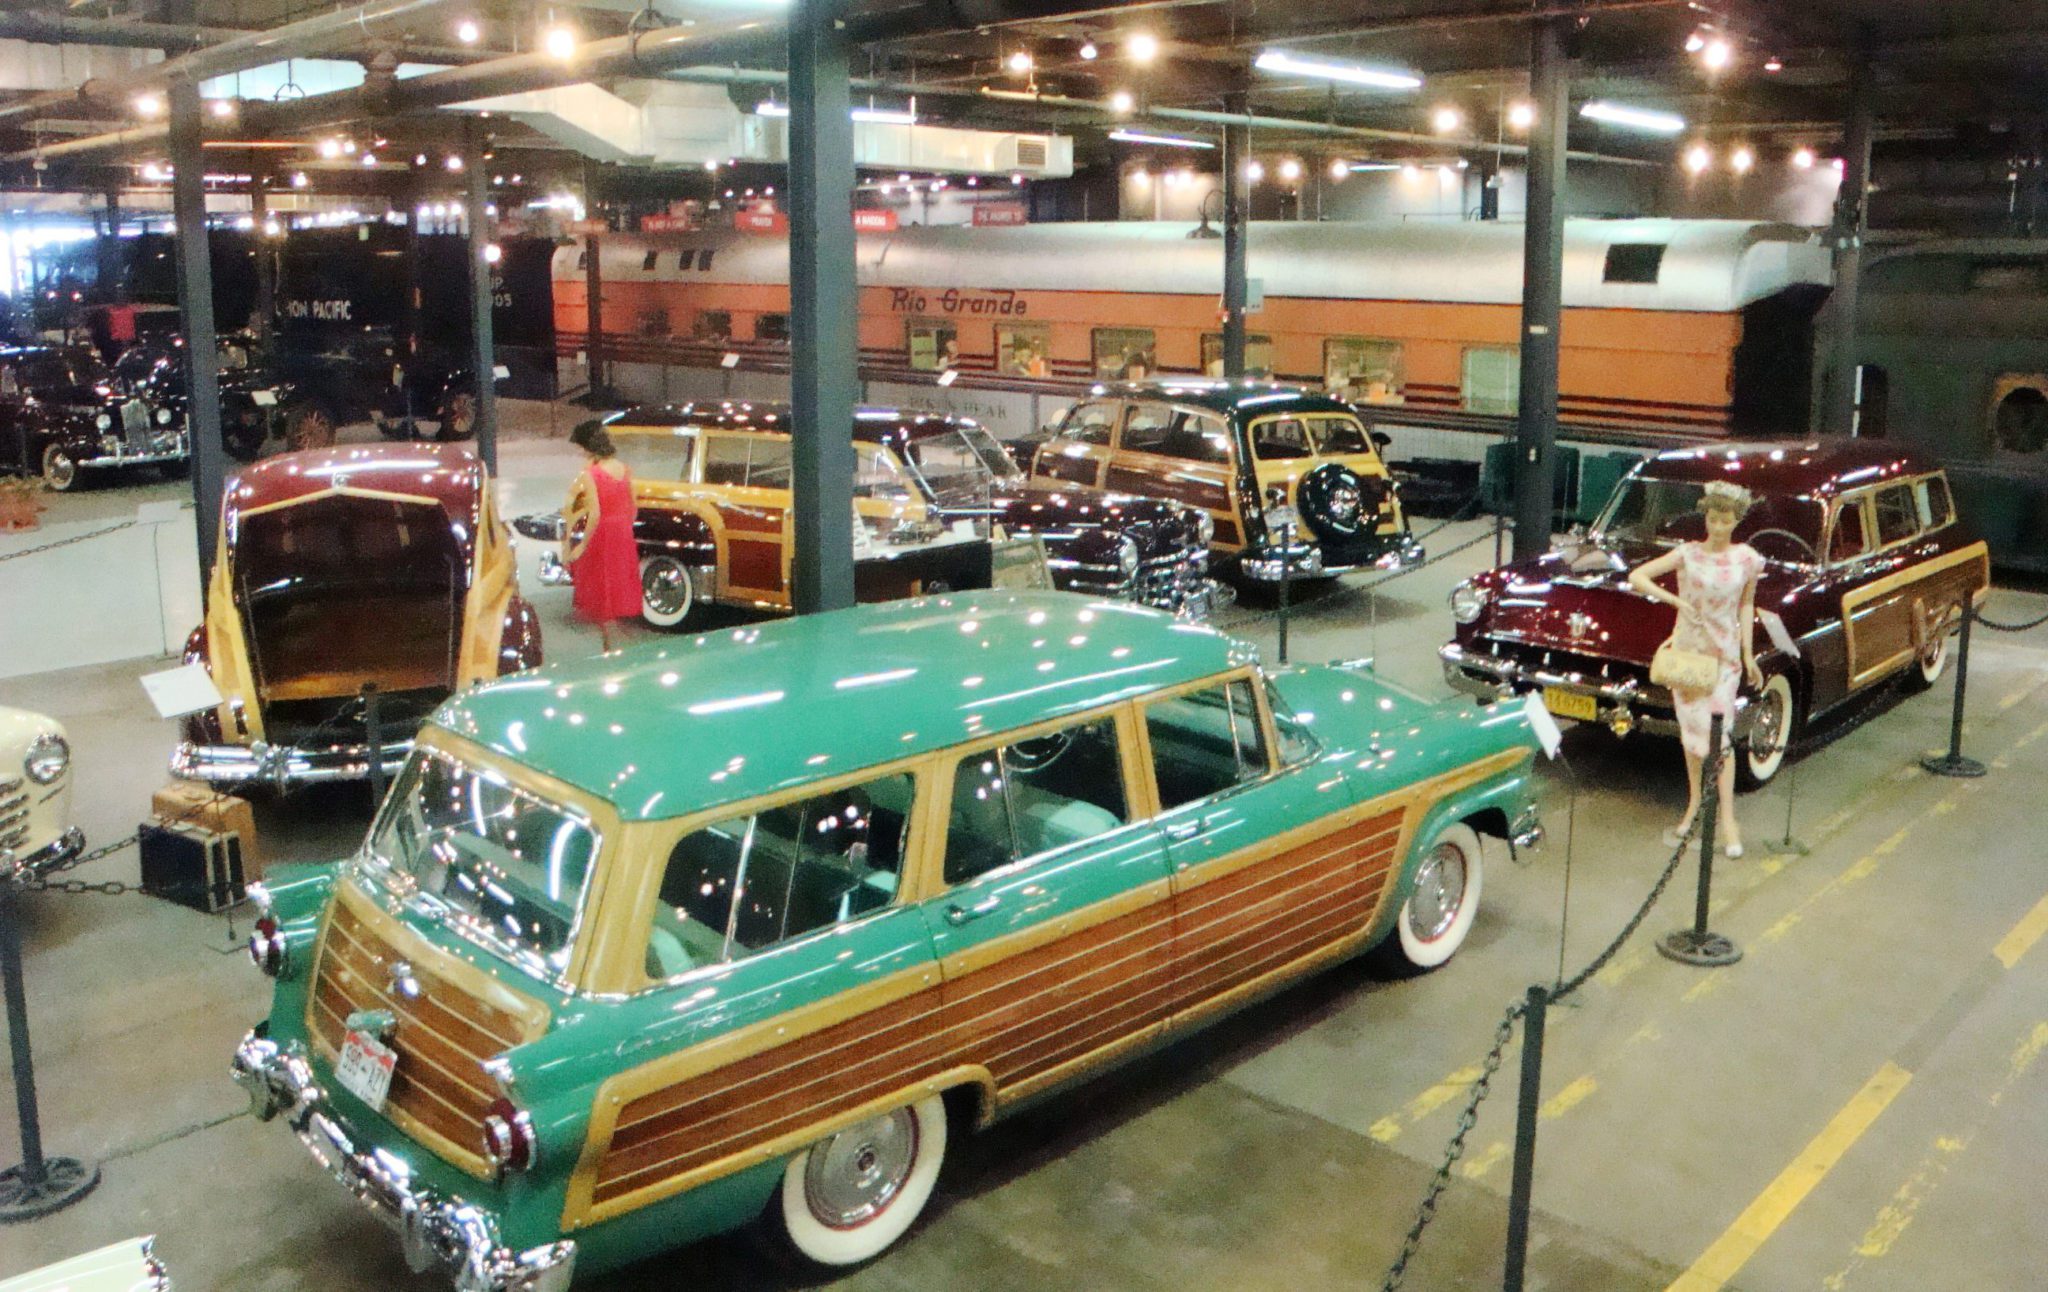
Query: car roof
1633 439 1942 498
1088 380 1360 418
433 591 1252 822
606 401 983 444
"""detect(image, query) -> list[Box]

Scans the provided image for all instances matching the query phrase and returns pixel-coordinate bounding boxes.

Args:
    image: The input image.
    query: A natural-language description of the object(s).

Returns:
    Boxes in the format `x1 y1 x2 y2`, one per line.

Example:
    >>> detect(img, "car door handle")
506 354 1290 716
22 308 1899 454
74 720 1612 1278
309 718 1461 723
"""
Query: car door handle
1164 821 1206 841
944 895 1001 926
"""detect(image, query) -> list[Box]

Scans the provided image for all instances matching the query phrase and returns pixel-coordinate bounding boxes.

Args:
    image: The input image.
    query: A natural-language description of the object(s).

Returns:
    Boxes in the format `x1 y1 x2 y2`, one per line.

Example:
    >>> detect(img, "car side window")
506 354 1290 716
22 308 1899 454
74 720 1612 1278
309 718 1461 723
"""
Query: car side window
1119 402 1175 454
853 445 911 501
648 771 916 976
1263 680 1323 769
1873 483 1920 546
1252 417 1313 460
611 431 693 483
1146 679 1267 811
1915 476 1953 530
943 716 1128 885
1830 498 1872 562
746 438 793 489
703 435 750 486
1060 401 1120 447
1159 411 1233 465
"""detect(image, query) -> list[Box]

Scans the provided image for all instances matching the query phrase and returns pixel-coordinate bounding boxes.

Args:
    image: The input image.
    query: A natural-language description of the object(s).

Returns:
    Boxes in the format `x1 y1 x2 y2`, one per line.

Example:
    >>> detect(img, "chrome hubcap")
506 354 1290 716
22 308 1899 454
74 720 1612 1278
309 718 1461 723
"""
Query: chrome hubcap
1753 687 1787 759
803 1108 917 1229
1410 843 1467 942
43 447 73 489
448 395 474 434
642 560 690 617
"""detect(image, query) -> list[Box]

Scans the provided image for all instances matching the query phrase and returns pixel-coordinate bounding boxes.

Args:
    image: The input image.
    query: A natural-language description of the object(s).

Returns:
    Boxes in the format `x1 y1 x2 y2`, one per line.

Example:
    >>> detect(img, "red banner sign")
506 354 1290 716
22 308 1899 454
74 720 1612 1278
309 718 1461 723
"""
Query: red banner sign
971 202 1029 227
735 209 789 234
853 208 899 232
640 213 692 233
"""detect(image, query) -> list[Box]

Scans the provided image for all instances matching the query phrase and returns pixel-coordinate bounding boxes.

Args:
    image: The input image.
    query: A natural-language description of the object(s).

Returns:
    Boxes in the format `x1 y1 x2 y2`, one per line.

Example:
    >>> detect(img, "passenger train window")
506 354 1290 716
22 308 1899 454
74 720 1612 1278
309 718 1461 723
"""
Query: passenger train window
1325 338 1404 400
1873 484 1920 546
1200 333 1273 378
998 324 1051 377
692 310 731 342
1602 244 1666 284
907 319 959 372
755 313 790 343
1093 328 1156 380
1462 347 1520 415
1060 401 1120 446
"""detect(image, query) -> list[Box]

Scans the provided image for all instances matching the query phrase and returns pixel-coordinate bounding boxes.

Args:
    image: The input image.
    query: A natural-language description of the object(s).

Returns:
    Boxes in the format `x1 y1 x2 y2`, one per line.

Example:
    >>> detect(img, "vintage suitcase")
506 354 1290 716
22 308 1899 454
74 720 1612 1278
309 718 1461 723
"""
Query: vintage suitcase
139 821 246 914
151 782 261 878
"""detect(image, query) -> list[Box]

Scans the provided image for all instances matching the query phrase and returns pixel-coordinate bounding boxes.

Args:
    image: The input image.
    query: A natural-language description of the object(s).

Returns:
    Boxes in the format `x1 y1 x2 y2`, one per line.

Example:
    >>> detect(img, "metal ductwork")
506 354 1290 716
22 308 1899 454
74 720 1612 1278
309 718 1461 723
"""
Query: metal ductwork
0 13 247 51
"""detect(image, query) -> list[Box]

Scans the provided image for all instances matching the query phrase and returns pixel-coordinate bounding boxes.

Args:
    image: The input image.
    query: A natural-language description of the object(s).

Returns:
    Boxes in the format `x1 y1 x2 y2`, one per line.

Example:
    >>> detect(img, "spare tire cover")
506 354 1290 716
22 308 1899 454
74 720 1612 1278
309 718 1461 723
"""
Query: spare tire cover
1296 462 1374 540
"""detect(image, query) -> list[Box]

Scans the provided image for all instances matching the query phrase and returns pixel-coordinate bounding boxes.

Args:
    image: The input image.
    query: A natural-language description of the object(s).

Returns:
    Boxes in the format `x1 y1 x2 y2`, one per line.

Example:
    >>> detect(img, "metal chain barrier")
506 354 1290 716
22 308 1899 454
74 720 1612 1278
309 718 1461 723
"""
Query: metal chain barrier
1973 597 2048 634
0 520 139 562
1378 778 1710 1291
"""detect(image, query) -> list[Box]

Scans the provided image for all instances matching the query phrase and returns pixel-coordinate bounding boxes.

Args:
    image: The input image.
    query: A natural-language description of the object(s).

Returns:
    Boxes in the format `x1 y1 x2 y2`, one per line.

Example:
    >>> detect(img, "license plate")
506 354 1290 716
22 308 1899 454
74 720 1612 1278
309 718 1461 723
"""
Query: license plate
1542 687 1598 723
250 388 278 407
335 1029 397 1111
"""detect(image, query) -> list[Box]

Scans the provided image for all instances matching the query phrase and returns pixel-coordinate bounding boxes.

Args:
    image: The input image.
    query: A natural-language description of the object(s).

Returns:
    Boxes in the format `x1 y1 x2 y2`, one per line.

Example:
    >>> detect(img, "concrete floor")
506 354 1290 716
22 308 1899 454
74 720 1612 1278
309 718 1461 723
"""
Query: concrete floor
4 402 2047 1290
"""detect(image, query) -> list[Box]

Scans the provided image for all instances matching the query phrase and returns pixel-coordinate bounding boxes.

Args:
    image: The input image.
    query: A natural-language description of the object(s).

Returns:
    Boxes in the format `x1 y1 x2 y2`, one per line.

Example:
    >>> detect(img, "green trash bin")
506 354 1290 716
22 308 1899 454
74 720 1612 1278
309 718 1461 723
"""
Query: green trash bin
1480 441 1579 521
1575 450 1646 526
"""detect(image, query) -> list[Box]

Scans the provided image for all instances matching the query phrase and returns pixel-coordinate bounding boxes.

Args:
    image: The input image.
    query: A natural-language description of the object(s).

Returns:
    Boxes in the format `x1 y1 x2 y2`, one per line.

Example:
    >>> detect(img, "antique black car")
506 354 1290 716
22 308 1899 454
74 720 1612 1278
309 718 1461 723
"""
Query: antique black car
0 344 187 491
115 333 324 462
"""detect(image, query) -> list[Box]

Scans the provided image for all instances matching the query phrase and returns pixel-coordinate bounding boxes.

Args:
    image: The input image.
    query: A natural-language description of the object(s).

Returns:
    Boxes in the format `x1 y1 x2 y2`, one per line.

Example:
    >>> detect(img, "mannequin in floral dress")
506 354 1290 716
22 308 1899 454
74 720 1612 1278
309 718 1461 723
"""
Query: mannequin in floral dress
1628 481 1765 856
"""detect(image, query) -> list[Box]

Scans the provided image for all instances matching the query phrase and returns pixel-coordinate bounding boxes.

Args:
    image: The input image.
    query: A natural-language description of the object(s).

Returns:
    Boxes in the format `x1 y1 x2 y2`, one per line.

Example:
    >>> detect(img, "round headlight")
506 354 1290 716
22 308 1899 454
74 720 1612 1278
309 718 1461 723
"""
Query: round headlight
1116 535 1141 578
156 407 172 425
25 732 69 785
94 413 112 430
1449 582 1490 625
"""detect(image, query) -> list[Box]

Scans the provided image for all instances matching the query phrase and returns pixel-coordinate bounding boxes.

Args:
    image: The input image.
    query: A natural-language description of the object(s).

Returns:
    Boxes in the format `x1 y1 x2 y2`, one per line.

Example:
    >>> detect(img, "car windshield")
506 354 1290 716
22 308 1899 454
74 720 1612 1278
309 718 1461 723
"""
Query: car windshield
18 350 110 391
1594 476 1826 565
360 745 601 984
900 424 1023 503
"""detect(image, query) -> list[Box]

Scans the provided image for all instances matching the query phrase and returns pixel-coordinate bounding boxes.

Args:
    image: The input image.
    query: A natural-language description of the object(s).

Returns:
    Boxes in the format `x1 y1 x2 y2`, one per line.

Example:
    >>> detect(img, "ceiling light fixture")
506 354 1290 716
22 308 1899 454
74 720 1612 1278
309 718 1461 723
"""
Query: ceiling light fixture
1330 158 1350 180
208 99 234 119
543 21 577 61
1278 158 1302 182
291 171 308 188
1244 160 1264 182
446 154 464 171
1108 128 1214 149
1579 100 1687 135
1109 89 1136 114
1079 41 1098 60
1764 55 1784 73
1730 145 1754 174
1252 49 1422 91
1702 38 1733 70
1431 105 1464 133
1007 50 1033 75
1507 102 1536 131
1685 30 1707 53
133 93 163 117
1126 32 1159 64
1683 143 1712 174
1791 146 1816 170
456 18 480 44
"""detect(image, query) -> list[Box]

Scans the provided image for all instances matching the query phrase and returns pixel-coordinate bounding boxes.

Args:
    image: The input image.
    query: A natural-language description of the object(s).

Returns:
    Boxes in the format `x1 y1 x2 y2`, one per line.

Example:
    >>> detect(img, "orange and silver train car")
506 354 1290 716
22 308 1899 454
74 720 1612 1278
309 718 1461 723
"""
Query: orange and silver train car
552 218 1834 453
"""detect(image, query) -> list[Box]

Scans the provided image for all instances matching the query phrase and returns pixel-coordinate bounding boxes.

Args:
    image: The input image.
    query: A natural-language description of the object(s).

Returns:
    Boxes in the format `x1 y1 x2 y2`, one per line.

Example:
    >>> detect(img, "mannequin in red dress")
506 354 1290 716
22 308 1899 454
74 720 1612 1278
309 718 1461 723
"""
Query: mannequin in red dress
563 422 643 652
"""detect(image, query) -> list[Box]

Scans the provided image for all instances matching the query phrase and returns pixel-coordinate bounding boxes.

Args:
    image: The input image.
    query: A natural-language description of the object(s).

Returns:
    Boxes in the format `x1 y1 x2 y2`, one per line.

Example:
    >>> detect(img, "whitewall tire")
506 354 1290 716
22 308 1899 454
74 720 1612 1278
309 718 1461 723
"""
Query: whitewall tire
639 555 698 630
1391 823 1484 971
777 1094 947 1268
1739 671 1797 790
40 443 79 492
1912 614 1952 690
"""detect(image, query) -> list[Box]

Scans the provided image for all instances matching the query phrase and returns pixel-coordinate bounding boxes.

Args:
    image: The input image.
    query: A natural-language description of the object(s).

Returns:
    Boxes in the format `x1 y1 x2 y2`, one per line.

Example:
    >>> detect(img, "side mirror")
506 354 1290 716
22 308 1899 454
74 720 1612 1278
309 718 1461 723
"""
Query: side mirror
1370 430 1392 451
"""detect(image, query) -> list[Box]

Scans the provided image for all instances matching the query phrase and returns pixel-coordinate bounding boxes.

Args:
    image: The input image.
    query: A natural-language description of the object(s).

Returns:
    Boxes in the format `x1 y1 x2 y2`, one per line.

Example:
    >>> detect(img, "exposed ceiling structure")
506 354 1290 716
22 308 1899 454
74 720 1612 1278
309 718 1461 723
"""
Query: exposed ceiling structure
0 0 2041 233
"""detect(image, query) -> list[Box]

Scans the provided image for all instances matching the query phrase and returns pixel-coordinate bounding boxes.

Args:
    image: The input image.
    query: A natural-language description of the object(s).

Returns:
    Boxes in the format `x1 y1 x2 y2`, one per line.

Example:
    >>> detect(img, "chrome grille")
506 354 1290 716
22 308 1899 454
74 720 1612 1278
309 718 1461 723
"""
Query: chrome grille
0 777 28 851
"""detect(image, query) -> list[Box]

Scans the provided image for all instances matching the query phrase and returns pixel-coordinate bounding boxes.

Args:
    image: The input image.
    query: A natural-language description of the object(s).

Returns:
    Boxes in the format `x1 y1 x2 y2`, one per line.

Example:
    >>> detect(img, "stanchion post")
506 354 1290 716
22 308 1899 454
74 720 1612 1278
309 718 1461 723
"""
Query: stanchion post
1502 983 1548 1292
1921 602 1986 778
1658 715 1743 967
1276 520 1293 666
0 877 100 1222
363 683 386 805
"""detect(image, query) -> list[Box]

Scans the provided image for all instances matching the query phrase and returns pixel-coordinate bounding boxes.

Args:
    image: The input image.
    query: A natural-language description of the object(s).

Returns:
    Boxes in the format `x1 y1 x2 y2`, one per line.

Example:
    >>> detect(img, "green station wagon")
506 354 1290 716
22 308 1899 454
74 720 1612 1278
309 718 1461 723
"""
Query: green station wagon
231 591 1541 1289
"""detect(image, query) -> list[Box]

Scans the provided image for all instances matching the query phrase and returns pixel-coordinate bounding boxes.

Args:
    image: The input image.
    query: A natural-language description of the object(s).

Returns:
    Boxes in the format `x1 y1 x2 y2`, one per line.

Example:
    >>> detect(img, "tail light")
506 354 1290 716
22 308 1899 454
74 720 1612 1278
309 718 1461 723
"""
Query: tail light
248 916 286 977
482 1096 537 1174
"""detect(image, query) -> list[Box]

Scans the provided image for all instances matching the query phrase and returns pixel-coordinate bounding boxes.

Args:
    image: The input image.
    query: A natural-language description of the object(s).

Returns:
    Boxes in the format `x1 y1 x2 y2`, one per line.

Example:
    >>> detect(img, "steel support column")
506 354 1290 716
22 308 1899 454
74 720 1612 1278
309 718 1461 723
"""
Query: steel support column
170 77 227 577
787 0 857 615
465 117 498 472
249 182 271 337
1824 49 1875 437
1220 92 1249 380
1511 16 1568 561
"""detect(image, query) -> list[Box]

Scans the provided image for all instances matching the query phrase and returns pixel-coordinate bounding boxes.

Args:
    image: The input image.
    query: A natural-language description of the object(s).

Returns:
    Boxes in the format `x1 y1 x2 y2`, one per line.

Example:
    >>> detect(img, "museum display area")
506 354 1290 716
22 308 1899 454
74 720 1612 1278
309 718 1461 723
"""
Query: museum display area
3 3 2048 1290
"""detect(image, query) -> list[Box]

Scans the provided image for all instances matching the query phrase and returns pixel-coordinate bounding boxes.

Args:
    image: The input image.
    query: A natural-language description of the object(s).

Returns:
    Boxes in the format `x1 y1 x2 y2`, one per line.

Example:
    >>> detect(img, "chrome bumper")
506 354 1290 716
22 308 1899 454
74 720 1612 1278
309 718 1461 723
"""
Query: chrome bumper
535 548 572 588
86 430 189 468
3 826 85 884
1045 552 1232 622
231 1031 575 1292
1239 531 1425 582
171 739 413 789
1440 642 1760 741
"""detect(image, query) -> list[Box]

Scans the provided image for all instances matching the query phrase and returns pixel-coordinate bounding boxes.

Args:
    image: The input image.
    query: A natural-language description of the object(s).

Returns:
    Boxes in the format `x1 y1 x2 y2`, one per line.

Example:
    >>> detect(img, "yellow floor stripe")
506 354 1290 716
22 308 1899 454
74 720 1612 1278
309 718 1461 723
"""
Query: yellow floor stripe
1993 893 2048 969
1368 1063 1488 1143
1666 1062 1913 1292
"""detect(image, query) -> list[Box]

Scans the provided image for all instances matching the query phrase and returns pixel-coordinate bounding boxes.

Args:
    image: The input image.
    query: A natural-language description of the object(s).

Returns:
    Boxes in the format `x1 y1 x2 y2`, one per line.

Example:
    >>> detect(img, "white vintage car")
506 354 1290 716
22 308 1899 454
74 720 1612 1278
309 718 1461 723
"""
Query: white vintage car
1 704 82 884
0 1236 169 1291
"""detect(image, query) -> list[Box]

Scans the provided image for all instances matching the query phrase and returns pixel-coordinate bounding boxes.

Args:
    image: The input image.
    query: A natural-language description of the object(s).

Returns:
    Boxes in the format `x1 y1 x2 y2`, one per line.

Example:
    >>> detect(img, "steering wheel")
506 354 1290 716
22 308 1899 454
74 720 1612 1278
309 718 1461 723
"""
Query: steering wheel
1746 528 1819 565
1005 730 1073 773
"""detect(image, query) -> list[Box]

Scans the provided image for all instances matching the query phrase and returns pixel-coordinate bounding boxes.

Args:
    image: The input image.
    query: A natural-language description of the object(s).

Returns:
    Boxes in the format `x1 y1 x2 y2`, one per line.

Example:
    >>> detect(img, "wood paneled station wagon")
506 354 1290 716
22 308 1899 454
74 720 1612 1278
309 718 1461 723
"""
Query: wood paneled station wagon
1442 440 1988 787
517 402 1220 628
231 591 1541 1288
1026 381 1423 583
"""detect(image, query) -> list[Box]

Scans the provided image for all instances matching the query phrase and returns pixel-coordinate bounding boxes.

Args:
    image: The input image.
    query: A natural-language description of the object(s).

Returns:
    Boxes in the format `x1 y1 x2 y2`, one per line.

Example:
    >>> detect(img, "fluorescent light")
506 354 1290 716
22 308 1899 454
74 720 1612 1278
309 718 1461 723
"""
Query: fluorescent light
1579 100 1687 135
1253 50 1421 91
1109 129 1213 149
758 102 916 125
1338 160 1401 173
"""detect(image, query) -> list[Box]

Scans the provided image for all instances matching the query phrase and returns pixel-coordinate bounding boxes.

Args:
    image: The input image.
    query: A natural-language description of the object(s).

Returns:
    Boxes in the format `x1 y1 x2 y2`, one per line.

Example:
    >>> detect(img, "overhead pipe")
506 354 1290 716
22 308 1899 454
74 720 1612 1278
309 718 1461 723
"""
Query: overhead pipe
0 0 463 127
0 12 245 50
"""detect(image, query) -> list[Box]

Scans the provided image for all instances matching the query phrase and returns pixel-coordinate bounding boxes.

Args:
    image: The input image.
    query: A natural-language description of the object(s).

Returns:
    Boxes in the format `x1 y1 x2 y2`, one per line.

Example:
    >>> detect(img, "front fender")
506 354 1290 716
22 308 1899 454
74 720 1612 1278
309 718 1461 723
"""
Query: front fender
1366 760 1539 953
